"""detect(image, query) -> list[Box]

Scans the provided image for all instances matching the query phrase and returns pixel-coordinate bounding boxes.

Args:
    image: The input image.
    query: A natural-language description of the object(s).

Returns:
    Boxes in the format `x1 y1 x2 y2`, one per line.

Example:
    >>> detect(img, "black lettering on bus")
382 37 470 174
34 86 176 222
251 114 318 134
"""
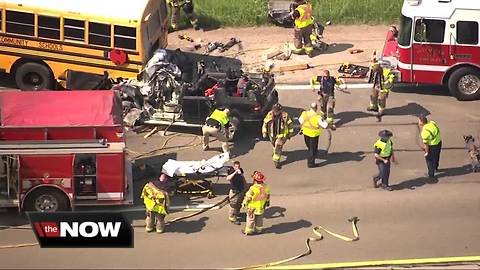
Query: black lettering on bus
38 42 63 51
0 36 28 47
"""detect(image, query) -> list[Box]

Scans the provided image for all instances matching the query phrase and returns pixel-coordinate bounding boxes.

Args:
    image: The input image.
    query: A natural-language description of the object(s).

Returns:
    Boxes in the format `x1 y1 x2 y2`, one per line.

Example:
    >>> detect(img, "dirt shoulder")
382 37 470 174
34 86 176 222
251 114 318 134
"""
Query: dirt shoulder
167 25 390 84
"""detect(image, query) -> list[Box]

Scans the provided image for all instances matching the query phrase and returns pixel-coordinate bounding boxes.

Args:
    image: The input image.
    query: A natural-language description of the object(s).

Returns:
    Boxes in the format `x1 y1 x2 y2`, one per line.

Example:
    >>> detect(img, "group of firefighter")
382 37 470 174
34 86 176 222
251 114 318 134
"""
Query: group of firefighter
142 0 443 235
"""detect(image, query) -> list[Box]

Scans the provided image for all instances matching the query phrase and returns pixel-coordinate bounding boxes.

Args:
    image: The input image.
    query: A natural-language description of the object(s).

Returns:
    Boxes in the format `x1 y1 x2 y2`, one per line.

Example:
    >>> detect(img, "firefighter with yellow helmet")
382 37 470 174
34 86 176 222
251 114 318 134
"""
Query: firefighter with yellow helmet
141 175 170 233
262 103 294 169
242 171 271 235
367 63 396 122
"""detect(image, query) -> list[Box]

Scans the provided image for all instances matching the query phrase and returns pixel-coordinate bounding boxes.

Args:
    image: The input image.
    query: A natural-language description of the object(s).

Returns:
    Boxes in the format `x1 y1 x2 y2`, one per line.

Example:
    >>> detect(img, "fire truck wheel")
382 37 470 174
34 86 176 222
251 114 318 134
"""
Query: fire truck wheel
15 62 54 91
24 188 70 212
448 67 480 101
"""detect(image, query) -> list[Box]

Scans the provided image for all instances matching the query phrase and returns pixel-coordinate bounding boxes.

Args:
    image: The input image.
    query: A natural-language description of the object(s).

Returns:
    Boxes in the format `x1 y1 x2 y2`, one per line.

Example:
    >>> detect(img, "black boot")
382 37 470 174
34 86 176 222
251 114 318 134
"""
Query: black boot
274 161 282 169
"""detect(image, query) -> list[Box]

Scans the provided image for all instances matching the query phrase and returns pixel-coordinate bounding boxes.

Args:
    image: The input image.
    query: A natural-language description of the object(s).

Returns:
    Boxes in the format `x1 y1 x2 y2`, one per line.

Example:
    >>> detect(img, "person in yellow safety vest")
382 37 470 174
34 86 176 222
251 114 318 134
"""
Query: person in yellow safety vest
290 0 315 57
299 103 329 168
310 69 345 130
418 114 442 178
202 108 231 154
241 171 270 236
262 103 294 169
141 176 170 233
167 0 199 31
373 130 397 191
367 64 395 122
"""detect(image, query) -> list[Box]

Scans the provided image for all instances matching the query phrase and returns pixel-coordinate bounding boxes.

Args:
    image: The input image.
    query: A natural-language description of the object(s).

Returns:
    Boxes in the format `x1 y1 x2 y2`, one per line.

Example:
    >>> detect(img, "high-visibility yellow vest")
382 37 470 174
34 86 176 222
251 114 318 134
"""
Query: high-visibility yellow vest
300 110 323 137
208 109 229 127
374 139 393 158
382 68 395 93
141 182 168 215
262 111 294 139
294 4 314 29
421 121 441 146
243 183 270 215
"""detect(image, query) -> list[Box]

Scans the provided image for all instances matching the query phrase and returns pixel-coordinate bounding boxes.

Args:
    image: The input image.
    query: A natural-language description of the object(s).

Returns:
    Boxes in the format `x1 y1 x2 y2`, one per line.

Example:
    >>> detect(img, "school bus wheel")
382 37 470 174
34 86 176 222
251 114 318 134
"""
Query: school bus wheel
15 62 55 91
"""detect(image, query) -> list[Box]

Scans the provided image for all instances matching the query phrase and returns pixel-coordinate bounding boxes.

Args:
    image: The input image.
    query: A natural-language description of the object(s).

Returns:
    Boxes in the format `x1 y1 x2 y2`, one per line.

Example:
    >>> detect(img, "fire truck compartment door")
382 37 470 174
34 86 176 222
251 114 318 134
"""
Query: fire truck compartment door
96 154 124 201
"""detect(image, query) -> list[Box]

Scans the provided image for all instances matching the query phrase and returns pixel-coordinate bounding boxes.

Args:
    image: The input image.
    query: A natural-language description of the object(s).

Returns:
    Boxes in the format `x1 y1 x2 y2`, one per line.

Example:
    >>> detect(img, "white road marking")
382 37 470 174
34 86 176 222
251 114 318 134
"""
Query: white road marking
276 83 373 91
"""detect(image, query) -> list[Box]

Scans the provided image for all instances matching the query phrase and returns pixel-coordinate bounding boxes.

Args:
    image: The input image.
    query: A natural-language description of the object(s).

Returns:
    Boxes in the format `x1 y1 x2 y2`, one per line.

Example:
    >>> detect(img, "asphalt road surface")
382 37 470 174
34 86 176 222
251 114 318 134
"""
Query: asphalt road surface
1 81 479 269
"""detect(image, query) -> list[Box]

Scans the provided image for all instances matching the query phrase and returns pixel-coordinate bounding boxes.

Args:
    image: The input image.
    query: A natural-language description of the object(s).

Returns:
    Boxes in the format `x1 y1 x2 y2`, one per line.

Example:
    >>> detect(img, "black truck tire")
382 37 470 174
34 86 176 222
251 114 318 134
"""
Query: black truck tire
24 188 70 212
448 67 480 101
15 62 54 91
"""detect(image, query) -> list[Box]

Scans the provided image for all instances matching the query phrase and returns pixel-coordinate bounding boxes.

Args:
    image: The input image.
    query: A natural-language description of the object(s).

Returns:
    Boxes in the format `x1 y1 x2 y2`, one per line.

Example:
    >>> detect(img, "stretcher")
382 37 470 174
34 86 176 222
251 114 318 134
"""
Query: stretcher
162 153 232 198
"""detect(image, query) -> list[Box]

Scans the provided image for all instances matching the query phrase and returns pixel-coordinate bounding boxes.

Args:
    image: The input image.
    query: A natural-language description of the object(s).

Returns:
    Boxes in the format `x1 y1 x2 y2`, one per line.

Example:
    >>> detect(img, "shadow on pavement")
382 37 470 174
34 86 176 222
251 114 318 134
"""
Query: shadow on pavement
0 209 29 228
265 219 312 235
335 102 431 127
167 216 209 234
321 43 354 55
317 151 366 167
392 165 472 191
392 83 451 97
264 206 286 219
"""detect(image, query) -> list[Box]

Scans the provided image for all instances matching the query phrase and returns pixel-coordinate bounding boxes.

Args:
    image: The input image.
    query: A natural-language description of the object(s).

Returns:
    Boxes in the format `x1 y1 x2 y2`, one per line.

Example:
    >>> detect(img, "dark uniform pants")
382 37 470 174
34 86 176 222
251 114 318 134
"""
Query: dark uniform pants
318 93 335 123
426 141 442 177
228 190 245 222
304 135 319 167
376 161 391 186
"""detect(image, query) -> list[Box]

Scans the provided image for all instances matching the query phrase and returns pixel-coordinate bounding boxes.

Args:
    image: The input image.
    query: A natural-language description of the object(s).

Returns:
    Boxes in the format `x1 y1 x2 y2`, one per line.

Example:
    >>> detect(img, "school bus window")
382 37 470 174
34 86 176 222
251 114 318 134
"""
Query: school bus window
38 15 60 40
6 10 34 36
114 25 136 50
88 22 111 47
64 18 85 42
0 9 3 32
457 21 478 45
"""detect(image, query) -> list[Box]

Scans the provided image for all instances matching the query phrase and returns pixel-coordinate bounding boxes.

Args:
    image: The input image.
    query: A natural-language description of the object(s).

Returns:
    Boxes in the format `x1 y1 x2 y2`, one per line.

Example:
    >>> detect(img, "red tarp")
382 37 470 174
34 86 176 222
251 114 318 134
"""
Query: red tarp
0 90 122 127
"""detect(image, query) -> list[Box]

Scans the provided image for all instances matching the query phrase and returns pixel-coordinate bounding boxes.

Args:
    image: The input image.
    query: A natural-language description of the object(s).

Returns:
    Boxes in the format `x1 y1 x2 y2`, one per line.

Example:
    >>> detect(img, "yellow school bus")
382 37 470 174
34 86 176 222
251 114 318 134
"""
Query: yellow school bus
0 0 168 90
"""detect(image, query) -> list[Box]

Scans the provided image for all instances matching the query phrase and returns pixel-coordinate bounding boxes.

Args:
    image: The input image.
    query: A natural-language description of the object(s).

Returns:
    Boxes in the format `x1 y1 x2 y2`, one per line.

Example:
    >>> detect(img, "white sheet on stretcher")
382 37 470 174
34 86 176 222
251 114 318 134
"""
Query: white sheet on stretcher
162 153 230 177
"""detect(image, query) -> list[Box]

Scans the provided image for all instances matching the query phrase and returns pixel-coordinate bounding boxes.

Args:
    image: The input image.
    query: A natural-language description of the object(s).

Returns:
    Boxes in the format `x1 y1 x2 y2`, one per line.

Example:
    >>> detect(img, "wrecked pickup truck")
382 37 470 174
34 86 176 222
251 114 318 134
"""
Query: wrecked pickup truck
117 49 278 139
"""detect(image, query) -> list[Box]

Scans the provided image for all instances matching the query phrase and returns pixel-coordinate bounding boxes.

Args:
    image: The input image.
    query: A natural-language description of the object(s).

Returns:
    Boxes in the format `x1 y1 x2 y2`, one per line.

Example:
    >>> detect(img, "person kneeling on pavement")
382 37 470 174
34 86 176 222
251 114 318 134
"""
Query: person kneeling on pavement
141 176 171 233
373 130 397 191
242 171 271 235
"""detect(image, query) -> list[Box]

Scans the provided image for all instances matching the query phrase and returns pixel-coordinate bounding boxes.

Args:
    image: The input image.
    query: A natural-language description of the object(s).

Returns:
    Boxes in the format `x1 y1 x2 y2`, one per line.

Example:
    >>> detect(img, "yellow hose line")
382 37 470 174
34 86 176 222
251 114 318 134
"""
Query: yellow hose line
262 256 480 269
0 243 38 249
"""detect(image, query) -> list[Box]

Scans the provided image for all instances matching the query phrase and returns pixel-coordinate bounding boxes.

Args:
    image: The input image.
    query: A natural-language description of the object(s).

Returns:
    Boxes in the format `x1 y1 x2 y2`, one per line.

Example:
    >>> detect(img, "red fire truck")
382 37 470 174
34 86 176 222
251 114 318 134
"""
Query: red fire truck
381 0 480 100
0 90 133 212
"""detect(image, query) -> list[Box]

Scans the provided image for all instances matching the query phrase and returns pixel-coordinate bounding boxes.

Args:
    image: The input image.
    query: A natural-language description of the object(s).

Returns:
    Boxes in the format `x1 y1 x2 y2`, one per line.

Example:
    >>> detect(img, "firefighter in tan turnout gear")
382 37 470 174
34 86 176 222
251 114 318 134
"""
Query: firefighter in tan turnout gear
167 0 199 31
262 103 294 169
242 171 271 236
290 0 315 57
367 63 396 122
141 176 170 233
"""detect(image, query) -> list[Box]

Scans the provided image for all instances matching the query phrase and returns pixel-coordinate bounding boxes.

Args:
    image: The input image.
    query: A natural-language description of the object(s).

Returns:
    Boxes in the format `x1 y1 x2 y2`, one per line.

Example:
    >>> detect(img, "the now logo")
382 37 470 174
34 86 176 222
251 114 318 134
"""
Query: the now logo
28 212 133 248
33 221 121 238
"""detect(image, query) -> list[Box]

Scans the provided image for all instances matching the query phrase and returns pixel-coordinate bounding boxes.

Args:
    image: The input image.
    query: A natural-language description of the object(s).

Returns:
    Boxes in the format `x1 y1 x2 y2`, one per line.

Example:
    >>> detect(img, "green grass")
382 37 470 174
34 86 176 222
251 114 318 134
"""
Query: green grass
180 0 403 28
312 0 403 25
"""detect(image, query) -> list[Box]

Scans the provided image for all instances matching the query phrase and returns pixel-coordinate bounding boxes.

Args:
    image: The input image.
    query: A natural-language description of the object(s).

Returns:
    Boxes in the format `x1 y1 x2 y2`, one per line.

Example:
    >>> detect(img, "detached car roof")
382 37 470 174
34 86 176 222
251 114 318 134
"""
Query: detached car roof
0 90 122 127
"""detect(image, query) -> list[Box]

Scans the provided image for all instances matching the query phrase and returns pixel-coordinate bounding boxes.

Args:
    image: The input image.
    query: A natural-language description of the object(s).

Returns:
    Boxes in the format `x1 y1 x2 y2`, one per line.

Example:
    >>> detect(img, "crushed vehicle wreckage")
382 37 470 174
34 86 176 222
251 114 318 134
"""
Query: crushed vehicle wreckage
116 49 279 139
